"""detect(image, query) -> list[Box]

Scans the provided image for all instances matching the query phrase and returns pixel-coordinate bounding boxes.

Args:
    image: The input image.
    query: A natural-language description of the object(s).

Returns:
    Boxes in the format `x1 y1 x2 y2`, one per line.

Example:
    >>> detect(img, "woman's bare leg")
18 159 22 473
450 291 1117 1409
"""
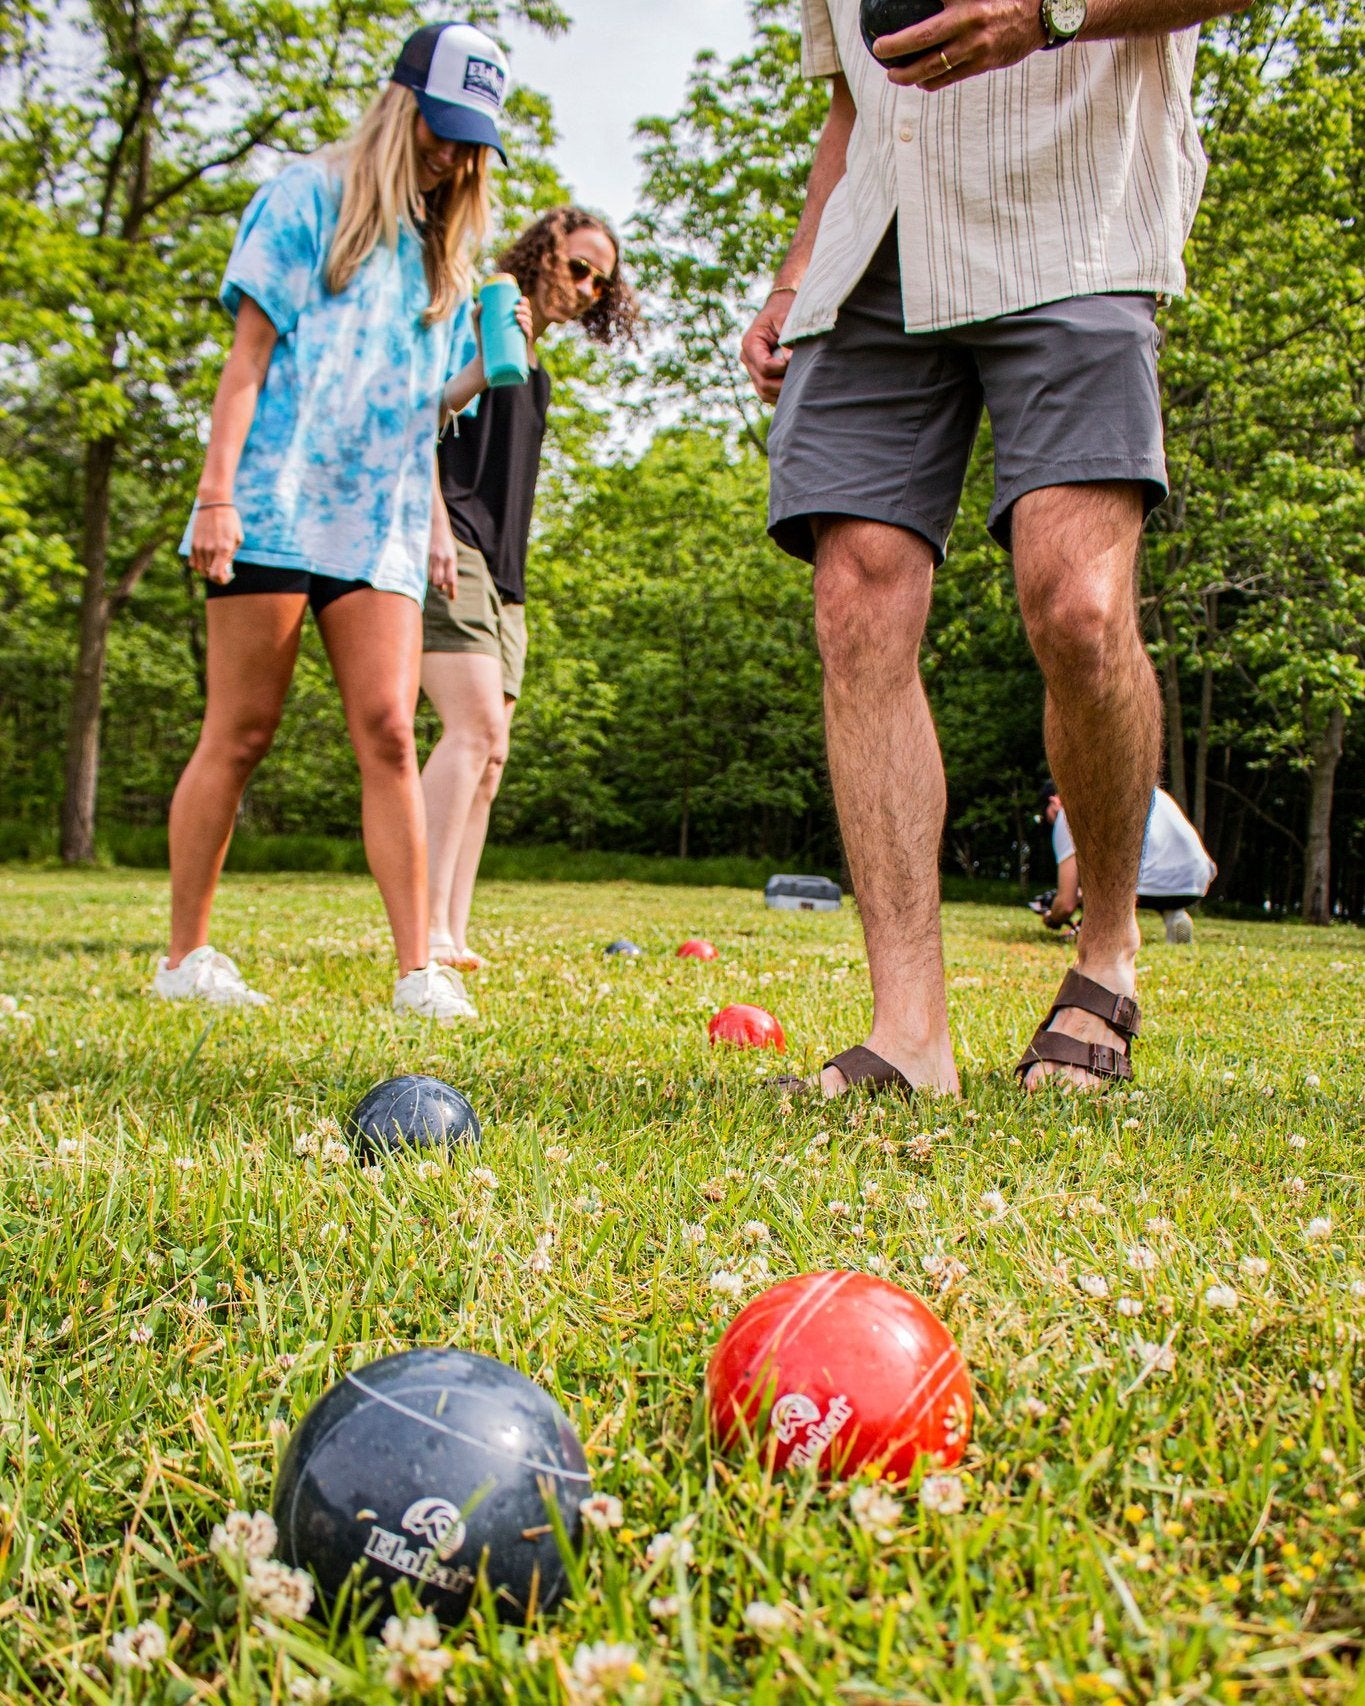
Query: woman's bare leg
418 652 506 942
319 588 428 976
167 594 307 964
447 693 515 951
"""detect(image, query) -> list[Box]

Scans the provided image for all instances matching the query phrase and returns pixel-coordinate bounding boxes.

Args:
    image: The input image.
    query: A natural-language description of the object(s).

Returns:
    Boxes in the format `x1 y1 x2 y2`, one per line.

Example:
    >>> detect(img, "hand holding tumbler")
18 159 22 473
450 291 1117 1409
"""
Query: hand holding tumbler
479 273 529 389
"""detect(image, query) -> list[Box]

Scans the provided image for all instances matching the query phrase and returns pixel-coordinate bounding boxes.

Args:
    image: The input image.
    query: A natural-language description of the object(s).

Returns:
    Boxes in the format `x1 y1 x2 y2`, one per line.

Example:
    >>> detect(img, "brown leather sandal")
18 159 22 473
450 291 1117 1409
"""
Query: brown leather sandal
771 1044 918 1100
1015 968 1141 1085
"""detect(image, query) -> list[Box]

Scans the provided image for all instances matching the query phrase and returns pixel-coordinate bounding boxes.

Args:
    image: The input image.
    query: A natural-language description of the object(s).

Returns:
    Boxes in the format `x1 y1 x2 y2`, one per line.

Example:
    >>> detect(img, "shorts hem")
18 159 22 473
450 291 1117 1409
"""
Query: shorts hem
988 460 1168 549
768 500 951 567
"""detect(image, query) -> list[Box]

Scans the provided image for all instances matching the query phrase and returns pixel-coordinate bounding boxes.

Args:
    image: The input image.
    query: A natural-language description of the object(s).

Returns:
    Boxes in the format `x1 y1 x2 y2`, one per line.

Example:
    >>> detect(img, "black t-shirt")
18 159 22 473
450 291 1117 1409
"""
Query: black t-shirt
438 363 551 605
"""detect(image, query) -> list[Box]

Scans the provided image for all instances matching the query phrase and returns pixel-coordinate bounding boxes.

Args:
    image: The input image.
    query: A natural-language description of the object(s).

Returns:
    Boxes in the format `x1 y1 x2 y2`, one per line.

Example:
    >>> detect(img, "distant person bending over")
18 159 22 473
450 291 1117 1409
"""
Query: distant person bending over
1041 781 1217 944
420 207 638 984
157 25 526 1019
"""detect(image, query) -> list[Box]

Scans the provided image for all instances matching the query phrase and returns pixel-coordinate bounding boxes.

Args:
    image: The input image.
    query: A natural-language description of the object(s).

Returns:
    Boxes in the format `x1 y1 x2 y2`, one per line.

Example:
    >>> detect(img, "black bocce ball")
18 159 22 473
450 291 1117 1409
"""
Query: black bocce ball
860 0 945 66
604 939 643 958
273 1348 590 1627
347 1075 480 1162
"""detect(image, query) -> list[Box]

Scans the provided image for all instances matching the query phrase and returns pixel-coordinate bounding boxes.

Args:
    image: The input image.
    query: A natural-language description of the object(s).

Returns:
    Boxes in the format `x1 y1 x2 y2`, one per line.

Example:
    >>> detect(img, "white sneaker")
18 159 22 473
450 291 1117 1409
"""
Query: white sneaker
152 945 269 1007
1163 909 1195 945
393 962 477 1020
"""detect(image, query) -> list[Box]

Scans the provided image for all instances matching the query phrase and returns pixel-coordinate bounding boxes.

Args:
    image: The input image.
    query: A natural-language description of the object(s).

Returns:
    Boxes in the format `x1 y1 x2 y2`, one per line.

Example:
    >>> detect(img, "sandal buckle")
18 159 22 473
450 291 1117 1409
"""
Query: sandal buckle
1112 995 1138 1032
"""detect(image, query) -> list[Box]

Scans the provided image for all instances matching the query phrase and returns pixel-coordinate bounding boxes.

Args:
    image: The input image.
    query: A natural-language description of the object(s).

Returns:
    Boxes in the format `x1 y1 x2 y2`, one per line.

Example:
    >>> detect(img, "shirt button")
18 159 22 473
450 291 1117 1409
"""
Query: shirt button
899 122 914 142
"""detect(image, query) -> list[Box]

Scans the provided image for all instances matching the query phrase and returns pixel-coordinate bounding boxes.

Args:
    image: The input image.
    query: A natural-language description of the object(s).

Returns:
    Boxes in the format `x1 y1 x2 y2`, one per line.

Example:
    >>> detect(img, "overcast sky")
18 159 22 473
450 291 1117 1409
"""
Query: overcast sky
502 1 756 231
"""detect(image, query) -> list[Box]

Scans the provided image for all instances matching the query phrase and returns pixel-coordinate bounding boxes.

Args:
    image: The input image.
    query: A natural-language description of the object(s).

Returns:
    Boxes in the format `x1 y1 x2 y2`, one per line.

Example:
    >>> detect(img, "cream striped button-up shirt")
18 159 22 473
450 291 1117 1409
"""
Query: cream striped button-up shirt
786 0 1208 338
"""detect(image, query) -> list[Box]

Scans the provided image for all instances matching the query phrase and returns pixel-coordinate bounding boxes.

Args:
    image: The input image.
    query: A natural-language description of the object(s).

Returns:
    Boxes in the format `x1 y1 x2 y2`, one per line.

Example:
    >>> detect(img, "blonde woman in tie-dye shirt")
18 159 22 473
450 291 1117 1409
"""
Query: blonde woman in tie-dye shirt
157 23 529 1020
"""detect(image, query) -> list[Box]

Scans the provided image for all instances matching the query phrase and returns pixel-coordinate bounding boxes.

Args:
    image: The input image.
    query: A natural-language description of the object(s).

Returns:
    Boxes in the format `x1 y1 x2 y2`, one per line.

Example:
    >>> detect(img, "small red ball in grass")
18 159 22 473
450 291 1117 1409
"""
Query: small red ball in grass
677 939 719 960
708 1003 785 1051
706 1271 971 1479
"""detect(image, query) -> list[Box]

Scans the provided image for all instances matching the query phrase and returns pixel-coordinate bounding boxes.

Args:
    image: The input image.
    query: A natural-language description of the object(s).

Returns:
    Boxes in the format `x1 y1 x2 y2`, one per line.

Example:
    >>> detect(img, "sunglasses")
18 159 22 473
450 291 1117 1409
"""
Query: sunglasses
567 255 612 298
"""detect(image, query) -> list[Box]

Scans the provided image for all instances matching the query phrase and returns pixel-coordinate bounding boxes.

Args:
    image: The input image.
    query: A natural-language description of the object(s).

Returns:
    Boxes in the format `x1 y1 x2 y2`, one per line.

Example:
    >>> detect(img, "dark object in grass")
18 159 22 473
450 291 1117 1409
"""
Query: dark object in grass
347 1075 480 1161
604 939 643 957
274 1347 591 1627
764 874 842 912
860 0 945 66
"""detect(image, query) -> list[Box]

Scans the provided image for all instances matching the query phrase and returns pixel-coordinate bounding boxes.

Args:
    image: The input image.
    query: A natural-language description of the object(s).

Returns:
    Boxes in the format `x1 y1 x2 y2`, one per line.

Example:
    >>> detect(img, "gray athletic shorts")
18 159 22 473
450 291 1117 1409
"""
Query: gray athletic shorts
768 225 1168 563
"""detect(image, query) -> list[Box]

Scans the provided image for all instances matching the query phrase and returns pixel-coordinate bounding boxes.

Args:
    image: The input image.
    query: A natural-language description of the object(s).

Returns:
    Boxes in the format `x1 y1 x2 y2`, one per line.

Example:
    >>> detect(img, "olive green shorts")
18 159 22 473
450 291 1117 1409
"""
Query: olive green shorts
421 538 528 700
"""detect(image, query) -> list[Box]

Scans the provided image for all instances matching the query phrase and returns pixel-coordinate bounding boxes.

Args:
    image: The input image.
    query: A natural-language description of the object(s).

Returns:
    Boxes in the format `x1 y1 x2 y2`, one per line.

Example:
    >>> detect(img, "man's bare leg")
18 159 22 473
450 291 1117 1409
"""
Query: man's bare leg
812 517 959 1096
1013 481 1160 1090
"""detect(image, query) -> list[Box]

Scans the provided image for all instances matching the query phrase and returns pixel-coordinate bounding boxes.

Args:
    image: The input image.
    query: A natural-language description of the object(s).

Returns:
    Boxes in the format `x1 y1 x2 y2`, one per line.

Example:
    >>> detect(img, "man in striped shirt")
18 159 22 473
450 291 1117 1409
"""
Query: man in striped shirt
744 0 1248 1098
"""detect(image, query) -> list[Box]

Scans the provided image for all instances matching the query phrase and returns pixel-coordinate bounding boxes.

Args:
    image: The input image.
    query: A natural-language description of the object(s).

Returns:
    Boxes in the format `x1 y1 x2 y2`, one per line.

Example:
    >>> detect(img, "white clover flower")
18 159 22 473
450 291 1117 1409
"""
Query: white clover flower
680 1222 707 1246
646 1528 694 1567
742 1220 771 1244
128 1323 153 1345
850 1484 901 1542
382 1613 451 1691
578 1493 623 1531
527 1232 554 1274
860 1180 883 1203
1077 1273 1110 1299
905 1190 930 1211
1125 1245 1158 1274
545 1144 572 1165
866 1253 888 1273
709 1269 743 1299
1144 1216 1173 1236
1116 1297 1143 1317
294 1130 320 1157
0 995 16 1015
319 1220 341 1240
1205 1284 1238 1311
361 1164 385 1184
107 1621 167 1671
906 1132 934 1161
320 1139 350 1168
1222 1071 1236 1085
570 1640 643 1692
244 1556 314 1620
648 1594 681 1618
289 1678 333 1704
980 1190 1008 1219
918 1473 966 1515
211 1509 279 1566
1307 1217 1332 1241
1349 1279 1365 1299
1132 1337 1176 1374
1304 1072 1321 1089
827 1200 852 1219
1122 1118 1141 1131
472 1166 498 1191
1022 1396 1048 1419
1239 1255 1270 1279
173 1154 197 1172
1288 1176 1307 1195
55 1137 83 1160
742 1601 789 1637
413 1159 440 1181
1287 1133 1307 1150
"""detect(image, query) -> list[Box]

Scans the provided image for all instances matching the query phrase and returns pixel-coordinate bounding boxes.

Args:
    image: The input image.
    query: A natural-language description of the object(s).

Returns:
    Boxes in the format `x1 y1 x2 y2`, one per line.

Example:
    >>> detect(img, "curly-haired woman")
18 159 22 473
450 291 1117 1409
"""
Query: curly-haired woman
155 23 529 1020
421 207 638 982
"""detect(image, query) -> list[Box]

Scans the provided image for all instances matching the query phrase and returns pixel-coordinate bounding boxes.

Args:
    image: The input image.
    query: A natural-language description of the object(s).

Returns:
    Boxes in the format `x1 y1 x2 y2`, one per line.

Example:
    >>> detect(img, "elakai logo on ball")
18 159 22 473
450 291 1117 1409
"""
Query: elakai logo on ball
361 1497 472 1591
772 1391 854 1468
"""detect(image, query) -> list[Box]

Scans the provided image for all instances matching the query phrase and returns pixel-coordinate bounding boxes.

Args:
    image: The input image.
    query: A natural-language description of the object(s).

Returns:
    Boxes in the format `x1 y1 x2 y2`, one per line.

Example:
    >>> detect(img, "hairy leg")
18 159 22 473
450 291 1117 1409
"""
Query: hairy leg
1013 481 1159 1089
319 589 428 977
418 652 506 943
813 517 958 1096
167 594 307 964
447 694 515 951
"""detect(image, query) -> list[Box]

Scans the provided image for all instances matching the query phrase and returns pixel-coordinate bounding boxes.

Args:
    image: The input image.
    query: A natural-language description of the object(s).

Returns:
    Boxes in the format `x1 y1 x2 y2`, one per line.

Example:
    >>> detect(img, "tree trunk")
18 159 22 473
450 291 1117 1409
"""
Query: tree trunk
1302 704 1345 925
1157 602 1187 808
60 436 117 863
1192 591 1217 837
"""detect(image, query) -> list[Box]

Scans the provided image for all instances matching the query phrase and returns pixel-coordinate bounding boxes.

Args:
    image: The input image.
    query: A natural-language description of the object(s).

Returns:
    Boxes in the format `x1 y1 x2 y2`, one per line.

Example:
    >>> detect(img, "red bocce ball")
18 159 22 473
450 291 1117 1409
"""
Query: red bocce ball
677 939 719 961
706 1271 971 1480
707 1003 785 1051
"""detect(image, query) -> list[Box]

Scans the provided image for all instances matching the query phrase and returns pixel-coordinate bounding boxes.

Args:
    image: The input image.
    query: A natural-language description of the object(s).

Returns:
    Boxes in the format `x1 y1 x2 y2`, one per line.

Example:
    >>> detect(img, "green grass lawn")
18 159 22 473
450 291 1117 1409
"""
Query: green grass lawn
1 868 1361 1704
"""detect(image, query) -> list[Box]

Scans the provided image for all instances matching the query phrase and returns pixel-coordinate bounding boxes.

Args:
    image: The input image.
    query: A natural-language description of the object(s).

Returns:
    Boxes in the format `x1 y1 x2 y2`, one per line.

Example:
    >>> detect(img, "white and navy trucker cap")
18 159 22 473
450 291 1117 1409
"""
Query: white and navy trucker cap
392 22 510 161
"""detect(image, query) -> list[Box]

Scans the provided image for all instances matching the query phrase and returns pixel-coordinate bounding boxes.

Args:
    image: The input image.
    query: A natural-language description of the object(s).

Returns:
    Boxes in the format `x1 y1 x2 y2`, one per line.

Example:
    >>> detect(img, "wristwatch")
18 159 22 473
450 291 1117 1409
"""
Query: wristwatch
1040 0 1086 46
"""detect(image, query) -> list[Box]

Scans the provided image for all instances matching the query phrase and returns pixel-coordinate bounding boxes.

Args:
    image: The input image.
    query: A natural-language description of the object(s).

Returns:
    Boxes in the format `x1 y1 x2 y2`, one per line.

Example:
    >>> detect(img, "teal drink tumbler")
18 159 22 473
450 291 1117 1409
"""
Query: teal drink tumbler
479 272 529 389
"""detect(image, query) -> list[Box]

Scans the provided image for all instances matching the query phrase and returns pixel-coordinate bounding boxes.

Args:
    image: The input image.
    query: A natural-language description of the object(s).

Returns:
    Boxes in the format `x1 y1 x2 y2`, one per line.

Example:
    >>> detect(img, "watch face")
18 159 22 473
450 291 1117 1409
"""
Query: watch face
1047 0 1087 33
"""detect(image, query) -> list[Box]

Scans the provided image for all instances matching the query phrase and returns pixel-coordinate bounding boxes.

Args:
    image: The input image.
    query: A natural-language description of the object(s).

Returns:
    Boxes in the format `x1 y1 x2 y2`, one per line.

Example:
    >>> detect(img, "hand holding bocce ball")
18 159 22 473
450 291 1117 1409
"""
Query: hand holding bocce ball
273 1349 590 1627
860 0 946 65
706 1271 971 1479
708 1004 785 1051
677 939 719 961
346 1075 480 1163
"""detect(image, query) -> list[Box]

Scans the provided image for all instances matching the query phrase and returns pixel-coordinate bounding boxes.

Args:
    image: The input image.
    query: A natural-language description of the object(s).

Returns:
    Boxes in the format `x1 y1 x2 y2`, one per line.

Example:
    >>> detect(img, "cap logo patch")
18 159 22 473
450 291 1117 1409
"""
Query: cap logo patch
463 57 506 106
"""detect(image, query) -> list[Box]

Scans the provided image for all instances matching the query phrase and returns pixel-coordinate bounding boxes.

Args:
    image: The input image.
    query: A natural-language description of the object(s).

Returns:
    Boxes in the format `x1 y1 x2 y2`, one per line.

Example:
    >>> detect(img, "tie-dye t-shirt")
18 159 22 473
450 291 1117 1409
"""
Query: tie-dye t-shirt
181 160 478 604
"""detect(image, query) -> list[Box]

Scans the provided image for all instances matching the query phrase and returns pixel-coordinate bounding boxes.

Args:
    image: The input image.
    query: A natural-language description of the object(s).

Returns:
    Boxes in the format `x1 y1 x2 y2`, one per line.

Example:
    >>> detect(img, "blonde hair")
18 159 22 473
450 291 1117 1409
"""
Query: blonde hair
325 83 490 324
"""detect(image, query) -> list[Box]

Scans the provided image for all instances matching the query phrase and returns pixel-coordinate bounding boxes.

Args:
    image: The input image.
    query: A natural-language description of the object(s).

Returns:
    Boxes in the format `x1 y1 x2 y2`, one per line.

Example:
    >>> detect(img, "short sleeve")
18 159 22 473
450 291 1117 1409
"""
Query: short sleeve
1052 811 1075 865
801 0 843 77
221 166 327 338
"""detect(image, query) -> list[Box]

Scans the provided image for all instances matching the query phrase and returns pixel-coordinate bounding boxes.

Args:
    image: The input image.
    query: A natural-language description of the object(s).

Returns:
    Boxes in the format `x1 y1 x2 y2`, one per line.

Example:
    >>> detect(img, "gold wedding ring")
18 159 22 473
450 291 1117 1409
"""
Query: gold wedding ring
939 49 955 72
